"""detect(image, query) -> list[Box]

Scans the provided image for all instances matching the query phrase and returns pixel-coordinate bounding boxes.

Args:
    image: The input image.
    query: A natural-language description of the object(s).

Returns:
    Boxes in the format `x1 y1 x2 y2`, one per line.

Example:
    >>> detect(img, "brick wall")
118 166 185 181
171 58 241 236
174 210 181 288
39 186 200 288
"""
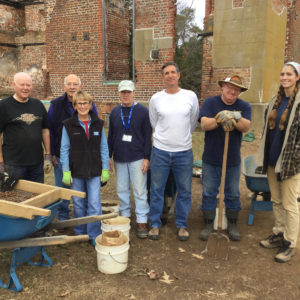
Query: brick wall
0 5 24 97
105 0 130 80
134 0 176 101
46 0 176 118
285 0 300 62
0 4 25 33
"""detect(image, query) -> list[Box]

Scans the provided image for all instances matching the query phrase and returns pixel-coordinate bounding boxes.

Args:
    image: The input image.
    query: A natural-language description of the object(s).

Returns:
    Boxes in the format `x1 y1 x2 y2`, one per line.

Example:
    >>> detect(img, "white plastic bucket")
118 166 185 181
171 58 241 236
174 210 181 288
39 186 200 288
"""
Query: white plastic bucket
101 216 131 240
214 207 228 230
95 232 129 274
102 200 120 215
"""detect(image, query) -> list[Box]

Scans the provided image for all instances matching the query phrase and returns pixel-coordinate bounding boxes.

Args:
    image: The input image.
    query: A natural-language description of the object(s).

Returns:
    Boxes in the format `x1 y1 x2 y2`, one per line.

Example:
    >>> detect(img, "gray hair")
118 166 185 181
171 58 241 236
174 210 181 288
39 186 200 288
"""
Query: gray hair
64 74 81 86
14 72 32 83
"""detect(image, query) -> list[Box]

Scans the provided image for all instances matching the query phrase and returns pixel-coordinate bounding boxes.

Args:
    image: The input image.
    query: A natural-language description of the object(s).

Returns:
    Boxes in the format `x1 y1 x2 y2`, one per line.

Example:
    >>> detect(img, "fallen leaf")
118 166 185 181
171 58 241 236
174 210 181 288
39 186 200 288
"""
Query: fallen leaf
178 247 186 253
192 253 204 260
58 290 71 297
159 271 174 284
61 264 69 269
125 294 136 299
147 269 160 280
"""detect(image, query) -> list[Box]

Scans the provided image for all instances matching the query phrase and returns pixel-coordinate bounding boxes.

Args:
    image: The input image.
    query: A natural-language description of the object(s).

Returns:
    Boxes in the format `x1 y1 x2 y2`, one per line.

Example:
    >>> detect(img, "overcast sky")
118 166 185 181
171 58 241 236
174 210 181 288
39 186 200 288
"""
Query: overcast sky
180 0 206 29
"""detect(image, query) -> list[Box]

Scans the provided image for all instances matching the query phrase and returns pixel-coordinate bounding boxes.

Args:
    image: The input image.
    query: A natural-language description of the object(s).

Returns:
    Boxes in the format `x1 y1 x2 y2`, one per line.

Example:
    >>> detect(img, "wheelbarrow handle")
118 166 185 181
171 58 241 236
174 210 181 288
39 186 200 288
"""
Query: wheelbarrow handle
0 235 89 249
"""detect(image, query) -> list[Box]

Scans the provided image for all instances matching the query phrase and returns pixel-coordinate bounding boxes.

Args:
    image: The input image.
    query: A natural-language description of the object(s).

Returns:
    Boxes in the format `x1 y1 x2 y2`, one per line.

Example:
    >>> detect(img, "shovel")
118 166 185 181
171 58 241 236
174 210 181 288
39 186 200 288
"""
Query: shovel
202 130 230 260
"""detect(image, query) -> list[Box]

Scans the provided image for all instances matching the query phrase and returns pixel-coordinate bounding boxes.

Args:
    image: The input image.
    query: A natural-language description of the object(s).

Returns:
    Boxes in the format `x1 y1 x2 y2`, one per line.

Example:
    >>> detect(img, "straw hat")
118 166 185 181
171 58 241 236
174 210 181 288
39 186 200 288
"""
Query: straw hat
218 75 248 92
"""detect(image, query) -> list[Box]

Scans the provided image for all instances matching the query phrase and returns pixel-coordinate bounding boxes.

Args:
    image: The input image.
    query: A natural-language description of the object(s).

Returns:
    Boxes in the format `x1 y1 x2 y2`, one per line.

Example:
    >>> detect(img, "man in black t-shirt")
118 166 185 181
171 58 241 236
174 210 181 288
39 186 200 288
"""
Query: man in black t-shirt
0 72 52 183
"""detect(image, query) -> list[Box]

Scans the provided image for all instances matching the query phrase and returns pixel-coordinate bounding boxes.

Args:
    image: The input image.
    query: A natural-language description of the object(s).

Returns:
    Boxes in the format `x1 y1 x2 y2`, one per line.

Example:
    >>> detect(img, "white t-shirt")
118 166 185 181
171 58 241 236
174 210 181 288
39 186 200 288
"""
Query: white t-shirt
149 88 199 152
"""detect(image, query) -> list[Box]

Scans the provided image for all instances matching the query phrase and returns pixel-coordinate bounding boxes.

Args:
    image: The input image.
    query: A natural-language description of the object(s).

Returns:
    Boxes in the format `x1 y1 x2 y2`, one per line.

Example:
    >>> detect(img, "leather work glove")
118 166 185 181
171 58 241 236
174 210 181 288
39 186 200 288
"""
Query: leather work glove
215 110 234 124
62 171 72 186
221 118 237 131
101 169 110 185
230 111 242 121
44 154 53 174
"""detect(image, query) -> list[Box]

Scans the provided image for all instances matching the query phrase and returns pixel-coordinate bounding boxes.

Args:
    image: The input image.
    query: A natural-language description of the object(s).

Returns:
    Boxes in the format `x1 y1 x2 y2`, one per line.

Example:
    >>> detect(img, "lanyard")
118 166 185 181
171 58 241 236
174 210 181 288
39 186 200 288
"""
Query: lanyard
121 102 134 131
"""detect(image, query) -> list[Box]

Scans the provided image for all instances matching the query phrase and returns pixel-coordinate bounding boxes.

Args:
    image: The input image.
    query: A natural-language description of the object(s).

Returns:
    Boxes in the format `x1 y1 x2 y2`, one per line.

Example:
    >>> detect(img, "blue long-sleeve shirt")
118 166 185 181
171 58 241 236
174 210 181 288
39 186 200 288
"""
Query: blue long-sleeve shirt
60 115 109 172
108 103 152 162
48 93 98 156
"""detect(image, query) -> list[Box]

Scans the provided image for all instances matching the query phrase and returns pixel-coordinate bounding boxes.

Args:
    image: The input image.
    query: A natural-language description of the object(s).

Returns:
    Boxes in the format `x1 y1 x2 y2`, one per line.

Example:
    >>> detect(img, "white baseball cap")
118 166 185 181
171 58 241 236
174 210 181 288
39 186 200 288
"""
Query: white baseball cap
118 80 135 92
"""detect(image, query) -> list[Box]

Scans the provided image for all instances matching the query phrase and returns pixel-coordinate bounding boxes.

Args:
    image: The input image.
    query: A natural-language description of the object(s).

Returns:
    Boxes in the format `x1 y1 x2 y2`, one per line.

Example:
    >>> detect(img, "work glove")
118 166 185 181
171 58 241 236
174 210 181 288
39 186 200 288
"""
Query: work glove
221 118 236 131
215 110 242 124
62 171 72 186
215 110 233 124
44 154 53 174
101 169 110 185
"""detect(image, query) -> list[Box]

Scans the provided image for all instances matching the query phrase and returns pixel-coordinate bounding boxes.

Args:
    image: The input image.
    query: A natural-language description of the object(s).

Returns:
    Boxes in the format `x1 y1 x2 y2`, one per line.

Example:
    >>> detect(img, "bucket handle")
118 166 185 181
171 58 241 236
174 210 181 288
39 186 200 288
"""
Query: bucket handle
109 252 128 265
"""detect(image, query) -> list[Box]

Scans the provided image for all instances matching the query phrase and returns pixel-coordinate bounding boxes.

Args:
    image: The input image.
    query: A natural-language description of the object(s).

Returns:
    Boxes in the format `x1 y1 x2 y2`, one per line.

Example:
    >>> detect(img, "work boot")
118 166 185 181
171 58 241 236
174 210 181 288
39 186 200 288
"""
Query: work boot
136 223 148 239
199 210 216 241
260 233 283 249
148 227 160 240
177 228 189 241
275 239 295 263
226 210 240 241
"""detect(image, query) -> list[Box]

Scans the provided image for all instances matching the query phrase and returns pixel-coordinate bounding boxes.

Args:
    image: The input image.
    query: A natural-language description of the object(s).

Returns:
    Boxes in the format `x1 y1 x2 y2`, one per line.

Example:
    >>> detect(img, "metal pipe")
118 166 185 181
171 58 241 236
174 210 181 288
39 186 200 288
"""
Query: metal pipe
132 0 135 82
102 0 107 81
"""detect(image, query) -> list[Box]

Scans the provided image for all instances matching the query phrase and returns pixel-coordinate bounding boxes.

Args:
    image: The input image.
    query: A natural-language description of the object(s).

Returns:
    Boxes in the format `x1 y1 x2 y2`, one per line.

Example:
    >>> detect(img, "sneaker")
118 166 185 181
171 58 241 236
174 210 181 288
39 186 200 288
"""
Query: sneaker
148 227 160 240
136 223 148 239
177 228 189 241
259 233 283 249
275 239 295 263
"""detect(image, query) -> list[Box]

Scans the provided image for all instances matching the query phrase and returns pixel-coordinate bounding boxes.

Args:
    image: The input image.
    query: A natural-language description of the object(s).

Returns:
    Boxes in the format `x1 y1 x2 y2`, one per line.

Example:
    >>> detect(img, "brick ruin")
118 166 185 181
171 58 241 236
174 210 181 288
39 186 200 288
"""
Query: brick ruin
0 0 176 118
2 0 300 122
201 0 300 103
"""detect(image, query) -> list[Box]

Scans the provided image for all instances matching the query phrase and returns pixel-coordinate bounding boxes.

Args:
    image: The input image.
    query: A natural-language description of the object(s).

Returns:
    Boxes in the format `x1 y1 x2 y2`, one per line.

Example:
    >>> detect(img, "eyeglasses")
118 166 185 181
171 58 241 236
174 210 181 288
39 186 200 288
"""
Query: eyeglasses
76 102 90 107
225 83 241 93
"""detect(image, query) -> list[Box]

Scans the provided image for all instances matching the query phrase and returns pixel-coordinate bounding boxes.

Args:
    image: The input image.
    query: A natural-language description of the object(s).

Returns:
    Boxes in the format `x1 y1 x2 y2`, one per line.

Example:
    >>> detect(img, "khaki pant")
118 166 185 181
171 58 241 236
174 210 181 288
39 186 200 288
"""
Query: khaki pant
267 167 300 248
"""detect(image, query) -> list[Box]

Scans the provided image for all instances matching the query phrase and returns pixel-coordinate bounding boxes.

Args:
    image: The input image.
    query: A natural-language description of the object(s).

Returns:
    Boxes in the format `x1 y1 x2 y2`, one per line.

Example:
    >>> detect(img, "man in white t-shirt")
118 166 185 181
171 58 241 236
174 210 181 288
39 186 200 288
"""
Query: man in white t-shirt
148 62 199 241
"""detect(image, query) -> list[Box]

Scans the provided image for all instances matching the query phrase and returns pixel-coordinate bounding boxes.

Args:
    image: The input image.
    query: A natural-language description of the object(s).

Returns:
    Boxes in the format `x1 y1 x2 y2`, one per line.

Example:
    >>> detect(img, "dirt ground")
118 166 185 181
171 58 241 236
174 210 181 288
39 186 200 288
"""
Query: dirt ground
1 138 300 300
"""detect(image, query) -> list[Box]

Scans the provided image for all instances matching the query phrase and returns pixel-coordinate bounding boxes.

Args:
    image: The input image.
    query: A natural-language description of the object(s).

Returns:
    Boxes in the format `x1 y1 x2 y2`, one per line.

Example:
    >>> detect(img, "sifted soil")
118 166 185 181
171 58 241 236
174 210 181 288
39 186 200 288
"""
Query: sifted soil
0 190 38 203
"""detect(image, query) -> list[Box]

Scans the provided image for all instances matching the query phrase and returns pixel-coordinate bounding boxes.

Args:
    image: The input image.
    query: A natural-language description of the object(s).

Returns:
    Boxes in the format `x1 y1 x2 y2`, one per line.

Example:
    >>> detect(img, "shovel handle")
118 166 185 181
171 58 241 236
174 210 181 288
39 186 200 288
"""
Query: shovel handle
218 131 229 229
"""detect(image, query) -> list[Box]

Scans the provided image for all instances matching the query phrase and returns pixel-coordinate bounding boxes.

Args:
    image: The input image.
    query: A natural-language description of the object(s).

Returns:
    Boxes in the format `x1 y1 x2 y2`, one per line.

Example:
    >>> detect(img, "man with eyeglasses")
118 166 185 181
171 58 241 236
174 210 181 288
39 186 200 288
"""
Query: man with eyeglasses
48 74 98 220
199 75 251 242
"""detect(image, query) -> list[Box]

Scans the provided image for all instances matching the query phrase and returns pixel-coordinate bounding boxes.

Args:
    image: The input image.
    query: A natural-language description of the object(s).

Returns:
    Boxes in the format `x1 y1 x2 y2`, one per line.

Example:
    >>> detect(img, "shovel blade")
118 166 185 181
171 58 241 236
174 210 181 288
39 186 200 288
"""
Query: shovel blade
203 232 229 260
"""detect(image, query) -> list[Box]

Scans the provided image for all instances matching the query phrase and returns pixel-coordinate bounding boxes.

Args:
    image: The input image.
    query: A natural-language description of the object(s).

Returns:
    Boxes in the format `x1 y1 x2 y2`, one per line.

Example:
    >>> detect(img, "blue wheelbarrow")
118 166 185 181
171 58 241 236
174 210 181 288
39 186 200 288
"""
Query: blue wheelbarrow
0 179 117 292
243 156 272 225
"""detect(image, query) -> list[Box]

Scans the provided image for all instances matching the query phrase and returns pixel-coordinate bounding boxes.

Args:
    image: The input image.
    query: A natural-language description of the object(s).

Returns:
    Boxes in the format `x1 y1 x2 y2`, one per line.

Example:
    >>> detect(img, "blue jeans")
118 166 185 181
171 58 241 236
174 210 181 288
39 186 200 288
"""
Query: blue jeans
201 162 241 211
149 147 193 228
54 158 71 220
115 159 149 223
5 162 44 183
72 176 102 240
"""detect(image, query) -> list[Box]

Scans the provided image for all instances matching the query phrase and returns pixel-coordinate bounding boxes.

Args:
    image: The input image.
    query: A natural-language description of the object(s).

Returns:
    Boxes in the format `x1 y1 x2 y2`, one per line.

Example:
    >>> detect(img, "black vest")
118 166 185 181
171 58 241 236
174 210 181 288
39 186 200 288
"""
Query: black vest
63 111 104 178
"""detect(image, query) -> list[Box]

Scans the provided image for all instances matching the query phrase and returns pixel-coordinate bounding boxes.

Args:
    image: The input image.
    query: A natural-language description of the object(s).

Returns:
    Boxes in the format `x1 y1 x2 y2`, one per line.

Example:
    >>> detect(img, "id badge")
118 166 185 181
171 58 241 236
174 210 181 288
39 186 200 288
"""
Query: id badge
122 134 132 142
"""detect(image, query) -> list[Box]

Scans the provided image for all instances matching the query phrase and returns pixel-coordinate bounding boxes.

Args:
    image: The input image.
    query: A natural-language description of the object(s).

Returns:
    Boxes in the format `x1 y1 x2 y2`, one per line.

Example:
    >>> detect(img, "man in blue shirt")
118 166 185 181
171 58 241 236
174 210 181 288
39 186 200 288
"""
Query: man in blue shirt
108 80 152 239
48 74 98 220
199 75 251 241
